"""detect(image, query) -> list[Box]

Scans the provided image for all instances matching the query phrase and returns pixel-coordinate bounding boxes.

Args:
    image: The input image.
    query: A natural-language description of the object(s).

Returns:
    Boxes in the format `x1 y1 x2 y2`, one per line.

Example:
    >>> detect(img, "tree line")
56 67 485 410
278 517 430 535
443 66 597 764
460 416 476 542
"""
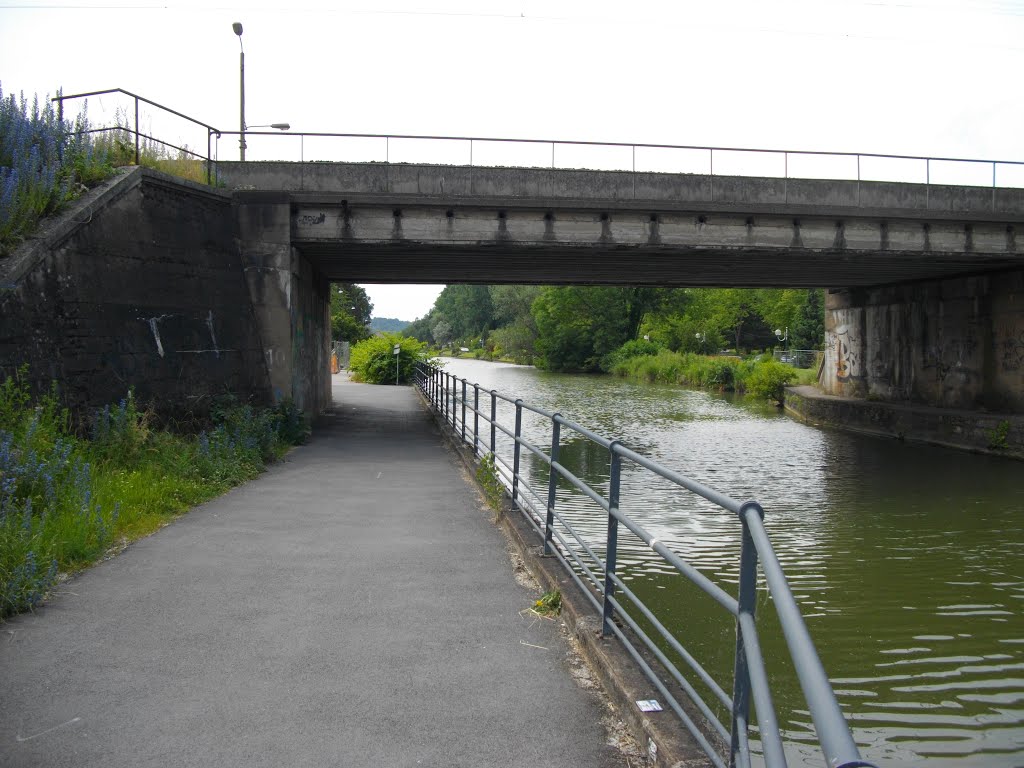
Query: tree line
400 285 825 373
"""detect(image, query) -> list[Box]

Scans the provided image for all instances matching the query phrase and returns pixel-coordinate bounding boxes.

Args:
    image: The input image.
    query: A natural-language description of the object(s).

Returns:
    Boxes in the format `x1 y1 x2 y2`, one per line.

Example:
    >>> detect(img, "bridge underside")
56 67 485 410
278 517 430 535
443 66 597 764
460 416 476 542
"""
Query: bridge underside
299 241 1019 288
284 201 1020 288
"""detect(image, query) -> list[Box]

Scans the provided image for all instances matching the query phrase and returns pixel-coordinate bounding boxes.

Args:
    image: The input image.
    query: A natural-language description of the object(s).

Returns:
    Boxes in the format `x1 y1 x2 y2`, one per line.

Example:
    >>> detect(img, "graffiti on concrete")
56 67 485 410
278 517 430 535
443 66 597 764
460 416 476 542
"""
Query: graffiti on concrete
1002 329 1024 372
923 334 978 383
298 212 326 226
829 324 862 382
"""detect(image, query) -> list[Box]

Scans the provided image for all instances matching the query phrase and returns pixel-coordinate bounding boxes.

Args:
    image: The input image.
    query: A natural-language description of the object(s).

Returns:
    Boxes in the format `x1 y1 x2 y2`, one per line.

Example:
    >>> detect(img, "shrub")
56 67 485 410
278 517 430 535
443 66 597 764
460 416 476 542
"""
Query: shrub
745 359 798 404
349 333 430 385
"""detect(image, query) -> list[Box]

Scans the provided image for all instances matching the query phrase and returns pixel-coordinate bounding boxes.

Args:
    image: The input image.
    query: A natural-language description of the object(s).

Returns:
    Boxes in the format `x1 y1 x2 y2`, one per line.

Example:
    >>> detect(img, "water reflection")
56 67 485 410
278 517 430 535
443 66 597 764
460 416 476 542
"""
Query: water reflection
437 358 1024 767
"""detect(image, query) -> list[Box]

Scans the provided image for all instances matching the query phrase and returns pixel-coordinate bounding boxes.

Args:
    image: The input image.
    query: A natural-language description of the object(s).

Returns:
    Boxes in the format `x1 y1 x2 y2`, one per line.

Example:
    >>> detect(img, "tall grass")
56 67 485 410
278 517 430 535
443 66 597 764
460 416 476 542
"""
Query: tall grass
0 372 308 619
610 349 799 402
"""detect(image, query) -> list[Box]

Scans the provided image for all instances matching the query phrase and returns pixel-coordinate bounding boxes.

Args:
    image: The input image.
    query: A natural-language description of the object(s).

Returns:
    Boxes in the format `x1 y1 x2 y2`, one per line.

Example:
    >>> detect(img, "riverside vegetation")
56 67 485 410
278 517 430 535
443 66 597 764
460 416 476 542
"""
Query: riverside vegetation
0 373 308 619
1 84 209 257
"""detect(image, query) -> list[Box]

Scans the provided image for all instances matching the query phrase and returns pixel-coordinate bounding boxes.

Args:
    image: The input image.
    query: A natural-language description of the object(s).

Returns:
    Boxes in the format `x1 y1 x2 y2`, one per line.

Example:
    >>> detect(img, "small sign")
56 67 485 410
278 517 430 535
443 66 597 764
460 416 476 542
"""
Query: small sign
636 699 663 712
393 344 400 356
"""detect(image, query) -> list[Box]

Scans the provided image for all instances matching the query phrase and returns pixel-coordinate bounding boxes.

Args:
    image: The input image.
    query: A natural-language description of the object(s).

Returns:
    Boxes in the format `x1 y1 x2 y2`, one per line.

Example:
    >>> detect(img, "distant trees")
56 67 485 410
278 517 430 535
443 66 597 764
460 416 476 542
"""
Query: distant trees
401 282 826 373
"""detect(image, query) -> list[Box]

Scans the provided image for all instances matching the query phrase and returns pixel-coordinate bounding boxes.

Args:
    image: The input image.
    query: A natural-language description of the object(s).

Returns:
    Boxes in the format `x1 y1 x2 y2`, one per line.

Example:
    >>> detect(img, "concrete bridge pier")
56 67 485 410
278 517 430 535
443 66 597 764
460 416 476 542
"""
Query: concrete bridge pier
236 198 331 414
822 269 1024 412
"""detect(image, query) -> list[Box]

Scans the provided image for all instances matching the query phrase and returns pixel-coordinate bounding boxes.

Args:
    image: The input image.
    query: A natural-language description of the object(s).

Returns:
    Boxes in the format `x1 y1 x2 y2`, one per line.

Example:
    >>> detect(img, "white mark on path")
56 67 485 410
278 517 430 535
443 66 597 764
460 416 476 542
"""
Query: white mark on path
519 640 549 651
16 717 82 742
5 630 15 643
376 472 382 479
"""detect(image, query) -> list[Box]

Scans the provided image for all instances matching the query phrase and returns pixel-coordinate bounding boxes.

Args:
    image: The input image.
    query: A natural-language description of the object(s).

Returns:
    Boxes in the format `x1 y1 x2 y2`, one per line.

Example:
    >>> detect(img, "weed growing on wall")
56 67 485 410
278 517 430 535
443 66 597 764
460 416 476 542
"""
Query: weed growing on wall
0 371 307 619
476 452 506 512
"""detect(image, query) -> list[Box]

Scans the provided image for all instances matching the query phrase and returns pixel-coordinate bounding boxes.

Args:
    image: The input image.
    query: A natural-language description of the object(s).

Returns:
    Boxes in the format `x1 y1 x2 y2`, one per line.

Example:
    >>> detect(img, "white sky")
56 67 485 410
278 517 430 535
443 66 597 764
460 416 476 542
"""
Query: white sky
2 0 1022 320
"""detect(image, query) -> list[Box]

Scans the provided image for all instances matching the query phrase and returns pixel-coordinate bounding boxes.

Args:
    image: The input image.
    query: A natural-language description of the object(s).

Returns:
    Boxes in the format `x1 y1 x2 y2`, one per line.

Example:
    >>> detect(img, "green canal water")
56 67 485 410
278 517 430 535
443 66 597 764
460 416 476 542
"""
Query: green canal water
439 358 1024 767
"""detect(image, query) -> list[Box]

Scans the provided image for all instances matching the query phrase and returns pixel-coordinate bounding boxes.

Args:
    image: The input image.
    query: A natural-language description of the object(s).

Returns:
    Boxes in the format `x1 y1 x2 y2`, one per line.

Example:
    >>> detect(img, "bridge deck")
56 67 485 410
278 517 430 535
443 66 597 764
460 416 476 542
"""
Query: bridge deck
0 379 625 768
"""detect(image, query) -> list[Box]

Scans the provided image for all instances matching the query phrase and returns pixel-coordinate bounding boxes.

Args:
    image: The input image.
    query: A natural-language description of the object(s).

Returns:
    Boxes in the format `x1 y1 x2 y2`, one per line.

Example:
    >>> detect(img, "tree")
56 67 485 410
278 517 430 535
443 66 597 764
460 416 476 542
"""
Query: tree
331 283 373 342
790 289 825 350
532 286 665 372
433 285 494 341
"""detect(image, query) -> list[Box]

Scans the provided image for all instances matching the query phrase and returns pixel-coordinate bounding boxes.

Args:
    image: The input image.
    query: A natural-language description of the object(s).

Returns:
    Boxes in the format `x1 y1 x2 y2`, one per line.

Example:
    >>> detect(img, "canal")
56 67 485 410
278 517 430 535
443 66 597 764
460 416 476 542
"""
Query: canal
437 357 1024 768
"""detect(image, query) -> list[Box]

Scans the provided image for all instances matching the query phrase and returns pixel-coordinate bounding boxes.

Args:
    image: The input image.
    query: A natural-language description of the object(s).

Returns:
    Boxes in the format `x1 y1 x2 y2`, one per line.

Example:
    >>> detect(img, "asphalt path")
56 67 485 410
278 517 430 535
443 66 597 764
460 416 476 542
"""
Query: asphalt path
0 377 625 768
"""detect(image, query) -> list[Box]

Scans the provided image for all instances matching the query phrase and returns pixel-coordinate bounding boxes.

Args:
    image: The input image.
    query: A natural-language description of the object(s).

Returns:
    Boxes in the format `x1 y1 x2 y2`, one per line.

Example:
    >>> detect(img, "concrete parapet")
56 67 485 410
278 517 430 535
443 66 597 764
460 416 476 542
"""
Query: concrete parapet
219 160 1024 219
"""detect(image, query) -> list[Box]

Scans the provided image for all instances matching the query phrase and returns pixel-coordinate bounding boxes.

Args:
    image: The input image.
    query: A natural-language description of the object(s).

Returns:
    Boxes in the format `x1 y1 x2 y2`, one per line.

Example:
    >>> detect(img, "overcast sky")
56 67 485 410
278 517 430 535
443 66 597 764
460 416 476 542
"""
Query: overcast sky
2 0 1022 319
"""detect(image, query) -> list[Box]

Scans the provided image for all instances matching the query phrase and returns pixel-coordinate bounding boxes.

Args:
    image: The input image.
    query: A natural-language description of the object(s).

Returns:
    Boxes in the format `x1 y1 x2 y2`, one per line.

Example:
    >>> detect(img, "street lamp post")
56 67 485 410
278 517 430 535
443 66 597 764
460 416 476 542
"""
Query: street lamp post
695 331 707 352
774 327 789 348
232 22 245 161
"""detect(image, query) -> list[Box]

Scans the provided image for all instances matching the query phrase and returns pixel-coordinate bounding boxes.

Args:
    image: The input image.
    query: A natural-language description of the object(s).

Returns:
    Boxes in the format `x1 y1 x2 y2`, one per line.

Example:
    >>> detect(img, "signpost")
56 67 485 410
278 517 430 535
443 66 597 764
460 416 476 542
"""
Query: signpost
394 343 400 385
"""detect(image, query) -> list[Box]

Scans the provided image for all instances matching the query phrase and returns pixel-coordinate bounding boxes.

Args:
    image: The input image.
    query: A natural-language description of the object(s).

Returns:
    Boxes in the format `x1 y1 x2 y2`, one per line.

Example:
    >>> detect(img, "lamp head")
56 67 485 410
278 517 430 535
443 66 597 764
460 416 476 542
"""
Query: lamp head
232 22 243 36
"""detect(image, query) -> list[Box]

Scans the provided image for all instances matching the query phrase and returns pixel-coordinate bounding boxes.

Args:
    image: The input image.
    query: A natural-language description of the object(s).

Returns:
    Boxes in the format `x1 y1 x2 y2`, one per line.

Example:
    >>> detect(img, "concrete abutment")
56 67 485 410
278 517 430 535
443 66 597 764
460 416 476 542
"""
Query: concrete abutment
822 269 1024 412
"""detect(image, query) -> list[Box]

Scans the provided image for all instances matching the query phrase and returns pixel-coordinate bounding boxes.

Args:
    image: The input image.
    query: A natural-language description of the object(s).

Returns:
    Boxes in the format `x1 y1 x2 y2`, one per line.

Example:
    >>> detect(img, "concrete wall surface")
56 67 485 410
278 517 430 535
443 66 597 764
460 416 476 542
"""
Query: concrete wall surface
822 269 1024 412
234 199 331 415
0 168 273 421
785 386 1023 459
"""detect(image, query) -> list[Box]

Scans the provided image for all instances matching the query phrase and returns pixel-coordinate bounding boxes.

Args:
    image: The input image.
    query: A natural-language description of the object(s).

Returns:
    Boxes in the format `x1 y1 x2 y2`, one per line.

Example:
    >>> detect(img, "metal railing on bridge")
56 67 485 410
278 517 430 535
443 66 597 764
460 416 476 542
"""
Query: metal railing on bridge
415 360 876 768
51 88 1024 211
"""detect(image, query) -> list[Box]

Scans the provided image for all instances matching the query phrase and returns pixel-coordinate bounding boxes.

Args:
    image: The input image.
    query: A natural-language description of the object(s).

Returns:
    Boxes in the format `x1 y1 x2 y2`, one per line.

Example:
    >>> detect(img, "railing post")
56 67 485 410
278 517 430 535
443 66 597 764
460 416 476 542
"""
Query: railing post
993 161 997 210
490 391 497 455
602 444 622 637
206 129 212 185
729 501 762 767
473 384 480 456
511 400 523 506
544 416 562 555
134 95 140 166
461 379 467 443
926 157 930 210
443 372 449 424
451 377 458 432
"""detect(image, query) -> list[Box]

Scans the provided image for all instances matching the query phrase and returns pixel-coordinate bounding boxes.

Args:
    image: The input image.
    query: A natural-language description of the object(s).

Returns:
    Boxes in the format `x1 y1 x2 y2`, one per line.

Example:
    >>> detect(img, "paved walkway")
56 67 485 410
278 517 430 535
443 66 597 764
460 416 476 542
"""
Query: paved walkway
0 378 625 768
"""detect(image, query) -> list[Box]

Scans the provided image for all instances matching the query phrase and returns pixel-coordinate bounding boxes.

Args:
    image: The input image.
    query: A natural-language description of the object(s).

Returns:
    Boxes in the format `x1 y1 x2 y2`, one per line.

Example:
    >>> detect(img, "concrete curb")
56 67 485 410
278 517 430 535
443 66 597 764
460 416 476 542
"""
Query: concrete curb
416 387 720 768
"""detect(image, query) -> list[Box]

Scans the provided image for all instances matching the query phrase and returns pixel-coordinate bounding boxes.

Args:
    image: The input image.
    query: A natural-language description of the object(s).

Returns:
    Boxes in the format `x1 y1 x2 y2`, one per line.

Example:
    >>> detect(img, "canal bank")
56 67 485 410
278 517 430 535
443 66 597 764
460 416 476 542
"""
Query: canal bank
783 385 1024 460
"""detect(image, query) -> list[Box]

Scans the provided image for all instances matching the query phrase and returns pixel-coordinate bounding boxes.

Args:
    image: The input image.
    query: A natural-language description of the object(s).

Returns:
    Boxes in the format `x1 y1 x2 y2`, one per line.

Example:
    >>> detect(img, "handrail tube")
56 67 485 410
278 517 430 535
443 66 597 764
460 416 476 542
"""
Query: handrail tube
616 444 743 515
212 126 1023 169
416 363 868 768
54 88 221 132
547 504 615 576
605 591 730 741
546 524 608 595
608 571 733 710
741 508 867 767
608 507 740 616
549 460 612 512
738 612 788 767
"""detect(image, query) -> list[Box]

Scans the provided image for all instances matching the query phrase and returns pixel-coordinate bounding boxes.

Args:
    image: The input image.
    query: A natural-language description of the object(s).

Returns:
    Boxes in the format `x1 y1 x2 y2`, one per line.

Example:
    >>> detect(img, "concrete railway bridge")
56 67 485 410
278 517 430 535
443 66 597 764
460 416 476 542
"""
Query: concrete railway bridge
2 154 1023 422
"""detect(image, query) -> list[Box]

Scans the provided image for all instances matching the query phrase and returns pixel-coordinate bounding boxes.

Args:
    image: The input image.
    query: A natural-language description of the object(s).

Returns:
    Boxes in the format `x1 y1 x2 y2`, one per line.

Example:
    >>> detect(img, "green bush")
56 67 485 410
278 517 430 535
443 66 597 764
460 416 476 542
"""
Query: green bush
745 359 798 404
349 333 430 385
